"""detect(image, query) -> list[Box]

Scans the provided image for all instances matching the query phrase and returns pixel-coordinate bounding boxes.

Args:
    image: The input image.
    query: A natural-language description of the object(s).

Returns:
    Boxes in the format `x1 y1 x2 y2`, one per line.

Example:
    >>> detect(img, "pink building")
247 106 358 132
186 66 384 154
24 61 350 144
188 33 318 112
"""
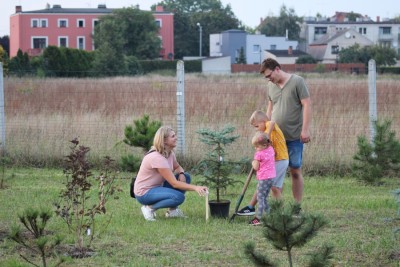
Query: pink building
10 4 174 60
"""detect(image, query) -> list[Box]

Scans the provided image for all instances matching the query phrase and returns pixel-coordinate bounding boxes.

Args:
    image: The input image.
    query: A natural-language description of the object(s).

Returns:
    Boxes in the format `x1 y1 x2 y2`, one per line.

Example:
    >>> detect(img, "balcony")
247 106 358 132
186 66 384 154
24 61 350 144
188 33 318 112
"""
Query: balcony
378 34 393 41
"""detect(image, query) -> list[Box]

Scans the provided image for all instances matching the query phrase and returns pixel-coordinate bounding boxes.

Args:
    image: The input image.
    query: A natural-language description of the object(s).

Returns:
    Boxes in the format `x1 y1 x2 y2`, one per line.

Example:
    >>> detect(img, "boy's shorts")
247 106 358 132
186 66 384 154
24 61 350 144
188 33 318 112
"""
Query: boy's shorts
272 159 289 188
287 140 304 169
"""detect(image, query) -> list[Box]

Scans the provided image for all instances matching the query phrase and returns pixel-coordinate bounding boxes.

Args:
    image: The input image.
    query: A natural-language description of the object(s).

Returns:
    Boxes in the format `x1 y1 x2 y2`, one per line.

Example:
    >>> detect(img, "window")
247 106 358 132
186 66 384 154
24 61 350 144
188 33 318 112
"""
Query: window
155 19 162 28
77 19 85 28
58 19 68 28
92 19 99 34
270 44 276 50
77 37 85 50
93 19 99 28
31 19 39 28
32 37 47 49
253 44 260 53
359 27 367 34
314 27 327 34
59 37 68 47
380 27 391 35
331 45 339 54
40 19 48 28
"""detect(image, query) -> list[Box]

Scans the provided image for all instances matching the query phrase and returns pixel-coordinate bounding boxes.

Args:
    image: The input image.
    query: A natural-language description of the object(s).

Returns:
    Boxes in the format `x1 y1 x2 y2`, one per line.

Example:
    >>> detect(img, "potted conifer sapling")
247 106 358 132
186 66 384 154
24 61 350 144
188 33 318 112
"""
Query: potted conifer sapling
194 125 245 218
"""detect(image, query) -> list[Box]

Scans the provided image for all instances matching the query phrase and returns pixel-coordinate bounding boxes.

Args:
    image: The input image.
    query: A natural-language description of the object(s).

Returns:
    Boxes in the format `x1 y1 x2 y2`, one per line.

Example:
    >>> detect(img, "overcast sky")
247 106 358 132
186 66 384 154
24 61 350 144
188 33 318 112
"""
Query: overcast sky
1 0 398 36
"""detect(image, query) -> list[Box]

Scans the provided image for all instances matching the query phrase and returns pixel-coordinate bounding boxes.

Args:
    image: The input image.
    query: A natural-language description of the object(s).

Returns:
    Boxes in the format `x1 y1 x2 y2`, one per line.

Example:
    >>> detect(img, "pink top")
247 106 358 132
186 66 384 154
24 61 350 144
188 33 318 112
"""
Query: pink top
254 146 276 180
134 151 178 196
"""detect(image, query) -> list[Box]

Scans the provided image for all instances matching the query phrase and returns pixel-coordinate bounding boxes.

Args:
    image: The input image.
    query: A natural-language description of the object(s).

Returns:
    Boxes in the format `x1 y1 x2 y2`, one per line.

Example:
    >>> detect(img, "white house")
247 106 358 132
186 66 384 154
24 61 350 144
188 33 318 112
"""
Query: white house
307 28 374 63
209 30 299 64
301 18 400 54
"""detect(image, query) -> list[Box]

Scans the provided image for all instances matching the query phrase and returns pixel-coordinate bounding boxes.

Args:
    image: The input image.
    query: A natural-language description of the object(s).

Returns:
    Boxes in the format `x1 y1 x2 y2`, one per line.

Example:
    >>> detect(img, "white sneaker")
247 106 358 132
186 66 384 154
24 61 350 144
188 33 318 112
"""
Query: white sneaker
165 208 186 218
141 206 156 221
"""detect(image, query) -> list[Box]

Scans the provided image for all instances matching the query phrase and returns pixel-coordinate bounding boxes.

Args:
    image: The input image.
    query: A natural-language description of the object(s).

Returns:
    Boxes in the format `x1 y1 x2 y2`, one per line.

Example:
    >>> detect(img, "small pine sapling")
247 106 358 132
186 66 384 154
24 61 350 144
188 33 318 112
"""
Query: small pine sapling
244 200 334 267
352 119 400 185
8 208 65 267
121 114 161 172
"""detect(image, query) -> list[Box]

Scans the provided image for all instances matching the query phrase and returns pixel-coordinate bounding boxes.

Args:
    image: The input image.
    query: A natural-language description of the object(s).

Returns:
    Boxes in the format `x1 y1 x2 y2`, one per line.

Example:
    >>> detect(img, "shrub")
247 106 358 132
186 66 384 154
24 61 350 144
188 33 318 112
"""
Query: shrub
54 138 120 255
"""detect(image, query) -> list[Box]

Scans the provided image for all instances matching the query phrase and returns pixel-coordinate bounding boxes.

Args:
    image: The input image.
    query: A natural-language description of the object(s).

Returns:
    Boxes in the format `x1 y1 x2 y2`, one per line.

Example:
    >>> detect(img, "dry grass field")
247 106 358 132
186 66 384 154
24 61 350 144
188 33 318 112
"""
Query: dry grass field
3 72 400 173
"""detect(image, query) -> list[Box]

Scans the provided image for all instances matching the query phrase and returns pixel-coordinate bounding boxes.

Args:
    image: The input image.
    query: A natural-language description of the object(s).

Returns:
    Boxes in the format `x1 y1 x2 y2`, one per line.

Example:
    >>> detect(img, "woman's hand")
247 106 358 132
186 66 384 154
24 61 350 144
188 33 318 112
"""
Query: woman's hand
195 186 209 196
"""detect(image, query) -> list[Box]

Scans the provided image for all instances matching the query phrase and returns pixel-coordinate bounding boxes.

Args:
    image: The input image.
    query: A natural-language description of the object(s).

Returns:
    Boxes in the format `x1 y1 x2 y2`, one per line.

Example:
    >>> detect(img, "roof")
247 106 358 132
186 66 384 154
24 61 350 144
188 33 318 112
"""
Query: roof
15 5 173 15
266 50 308 57
309 29 348 45
305 20 399 25
18 6 114 14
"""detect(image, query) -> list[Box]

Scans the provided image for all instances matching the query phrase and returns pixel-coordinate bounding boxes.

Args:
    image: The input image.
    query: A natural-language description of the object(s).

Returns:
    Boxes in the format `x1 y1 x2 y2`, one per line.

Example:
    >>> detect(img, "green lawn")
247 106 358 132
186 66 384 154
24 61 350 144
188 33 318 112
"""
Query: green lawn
0 168 399 266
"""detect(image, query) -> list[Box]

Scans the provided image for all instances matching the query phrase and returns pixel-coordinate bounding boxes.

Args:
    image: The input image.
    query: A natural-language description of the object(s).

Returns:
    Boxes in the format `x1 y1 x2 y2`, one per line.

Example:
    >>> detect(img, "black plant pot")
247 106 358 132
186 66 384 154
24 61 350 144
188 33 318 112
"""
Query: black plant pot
209 200 231 218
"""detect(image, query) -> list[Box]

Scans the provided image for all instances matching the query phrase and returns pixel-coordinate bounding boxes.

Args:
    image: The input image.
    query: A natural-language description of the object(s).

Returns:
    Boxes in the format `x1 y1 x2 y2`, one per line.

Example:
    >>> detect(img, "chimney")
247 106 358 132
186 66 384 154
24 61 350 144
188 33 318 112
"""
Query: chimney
15 6 22 13
288 46 293 55
155 5 164 12
285 29 288 40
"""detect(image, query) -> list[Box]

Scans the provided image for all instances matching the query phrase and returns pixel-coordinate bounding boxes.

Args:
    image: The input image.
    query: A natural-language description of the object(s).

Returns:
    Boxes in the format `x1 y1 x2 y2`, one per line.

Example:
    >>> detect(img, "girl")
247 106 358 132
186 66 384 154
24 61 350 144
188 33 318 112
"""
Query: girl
249 131 276 226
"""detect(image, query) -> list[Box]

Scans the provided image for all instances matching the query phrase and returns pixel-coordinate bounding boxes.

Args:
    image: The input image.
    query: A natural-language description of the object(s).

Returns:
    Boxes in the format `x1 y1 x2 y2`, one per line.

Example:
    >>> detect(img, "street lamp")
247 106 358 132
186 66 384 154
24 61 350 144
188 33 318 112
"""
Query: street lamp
196 22 202 57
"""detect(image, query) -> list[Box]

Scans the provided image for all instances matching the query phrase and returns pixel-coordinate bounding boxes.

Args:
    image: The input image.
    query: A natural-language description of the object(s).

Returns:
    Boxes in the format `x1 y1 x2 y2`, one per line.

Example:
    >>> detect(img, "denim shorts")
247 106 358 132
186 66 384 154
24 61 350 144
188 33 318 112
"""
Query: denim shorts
273 159 289 188
286 140 304 169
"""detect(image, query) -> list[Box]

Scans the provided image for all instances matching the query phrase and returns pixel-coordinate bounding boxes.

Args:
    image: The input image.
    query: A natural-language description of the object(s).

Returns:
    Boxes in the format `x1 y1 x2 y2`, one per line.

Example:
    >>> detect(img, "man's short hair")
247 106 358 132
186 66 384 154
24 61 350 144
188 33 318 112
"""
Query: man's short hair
259 58 281 74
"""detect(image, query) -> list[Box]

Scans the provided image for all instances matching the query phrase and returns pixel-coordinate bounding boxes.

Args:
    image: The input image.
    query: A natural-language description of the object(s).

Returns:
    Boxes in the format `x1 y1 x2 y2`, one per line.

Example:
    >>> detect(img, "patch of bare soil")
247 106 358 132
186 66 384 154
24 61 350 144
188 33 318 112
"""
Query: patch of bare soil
389 250 400 261
56 244 96 258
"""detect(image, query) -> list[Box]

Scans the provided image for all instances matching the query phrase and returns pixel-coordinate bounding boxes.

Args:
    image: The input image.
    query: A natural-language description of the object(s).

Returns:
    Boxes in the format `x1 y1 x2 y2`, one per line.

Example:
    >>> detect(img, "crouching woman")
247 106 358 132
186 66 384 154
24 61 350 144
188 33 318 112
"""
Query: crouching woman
134 126 208 221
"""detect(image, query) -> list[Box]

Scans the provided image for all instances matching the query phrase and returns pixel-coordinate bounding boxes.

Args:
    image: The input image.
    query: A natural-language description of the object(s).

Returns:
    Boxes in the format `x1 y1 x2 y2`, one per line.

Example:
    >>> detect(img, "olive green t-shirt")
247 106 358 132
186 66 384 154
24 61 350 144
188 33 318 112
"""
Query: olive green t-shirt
267 74 310 141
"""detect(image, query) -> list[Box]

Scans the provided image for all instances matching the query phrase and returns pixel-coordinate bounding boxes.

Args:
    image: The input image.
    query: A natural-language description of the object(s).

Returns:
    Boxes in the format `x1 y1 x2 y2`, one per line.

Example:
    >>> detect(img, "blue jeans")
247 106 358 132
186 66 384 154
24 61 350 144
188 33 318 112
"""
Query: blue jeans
287 140 304 169
136 173 191 210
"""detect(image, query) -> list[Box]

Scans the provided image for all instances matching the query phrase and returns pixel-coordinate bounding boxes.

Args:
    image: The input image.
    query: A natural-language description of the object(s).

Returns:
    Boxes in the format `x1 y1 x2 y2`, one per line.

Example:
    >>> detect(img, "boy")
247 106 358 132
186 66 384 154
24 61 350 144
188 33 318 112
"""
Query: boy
237 110 289 216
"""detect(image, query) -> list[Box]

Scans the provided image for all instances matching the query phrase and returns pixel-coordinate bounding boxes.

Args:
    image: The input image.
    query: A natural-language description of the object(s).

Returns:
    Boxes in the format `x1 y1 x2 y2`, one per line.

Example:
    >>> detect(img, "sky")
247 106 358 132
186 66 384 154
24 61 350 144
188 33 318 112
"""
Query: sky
1 0 399 36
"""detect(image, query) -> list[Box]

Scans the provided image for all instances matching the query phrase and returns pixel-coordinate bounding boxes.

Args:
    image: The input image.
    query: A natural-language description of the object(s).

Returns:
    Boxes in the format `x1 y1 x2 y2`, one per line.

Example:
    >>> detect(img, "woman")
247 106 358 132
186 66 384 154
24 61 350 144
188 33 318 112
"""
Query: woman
134 126 208 221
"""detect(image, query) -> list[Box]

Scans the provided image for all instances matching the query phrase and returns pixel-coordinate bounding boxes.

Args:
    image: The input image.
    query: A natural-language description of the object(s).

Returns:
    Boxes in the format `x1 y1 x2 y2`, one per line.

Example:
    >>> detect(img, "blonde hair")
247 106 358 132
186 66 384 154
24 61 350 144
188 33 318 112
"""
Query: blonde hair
251 131 270 148
249 110 268 125
152 126 174 157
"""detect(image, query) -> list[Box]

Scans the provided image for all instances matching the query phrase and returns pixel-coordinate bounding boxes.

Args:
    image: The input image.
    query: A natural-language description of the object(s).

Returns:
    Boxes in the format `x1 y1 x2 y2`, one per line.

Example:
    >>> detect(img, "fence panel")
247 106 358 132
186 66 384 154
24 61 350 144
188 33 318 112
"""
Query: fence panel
3 72 400 173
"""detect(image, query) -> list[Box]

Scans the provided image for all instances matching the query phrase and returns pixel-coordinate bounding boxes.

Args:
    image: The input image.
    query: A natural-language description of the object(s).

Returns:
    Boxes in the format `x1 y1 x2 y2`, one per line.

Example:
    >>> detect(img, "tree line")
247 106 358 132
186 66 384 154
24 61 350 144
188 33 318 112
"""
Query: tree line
0 0 398 77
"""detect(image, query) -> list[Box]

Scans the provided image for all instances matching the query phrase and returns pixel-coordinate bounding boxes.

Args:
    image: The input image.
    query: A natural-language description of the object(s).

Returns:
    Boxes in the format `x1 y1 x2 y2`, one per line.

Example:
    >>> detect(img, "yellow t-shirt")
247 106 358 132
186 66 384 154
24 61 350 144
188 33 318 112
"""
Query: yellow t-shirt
265 121 289 161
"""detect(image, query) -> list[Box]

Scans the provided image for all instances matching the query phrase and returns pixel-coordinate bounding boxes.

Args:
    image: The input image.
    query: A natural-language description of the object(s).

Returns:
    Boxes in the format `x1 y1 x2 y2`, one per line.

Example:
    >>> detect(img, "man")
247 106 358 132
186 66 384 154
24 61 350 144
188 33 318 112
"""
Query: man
261 58 312 204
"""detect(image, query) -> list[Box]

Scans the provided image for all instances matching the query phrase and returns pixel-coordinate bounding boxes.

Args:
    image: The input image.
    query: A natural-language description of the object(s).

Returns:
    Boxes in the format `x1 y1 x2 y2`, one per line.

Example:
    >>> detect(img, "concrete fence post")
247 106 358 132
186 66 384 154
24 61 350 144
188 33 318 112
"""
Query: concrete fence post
176 60 185 155
368 59 377 143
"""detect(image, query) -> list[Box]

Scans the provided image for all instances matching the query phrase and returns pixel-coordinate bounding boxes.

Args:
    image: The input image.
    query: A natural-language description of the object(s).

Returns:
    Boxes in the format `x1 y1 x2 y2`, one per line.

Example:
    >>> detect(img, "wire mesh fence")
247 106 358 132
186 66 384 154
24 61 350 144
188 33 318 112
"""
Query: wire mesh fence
2 71 400 174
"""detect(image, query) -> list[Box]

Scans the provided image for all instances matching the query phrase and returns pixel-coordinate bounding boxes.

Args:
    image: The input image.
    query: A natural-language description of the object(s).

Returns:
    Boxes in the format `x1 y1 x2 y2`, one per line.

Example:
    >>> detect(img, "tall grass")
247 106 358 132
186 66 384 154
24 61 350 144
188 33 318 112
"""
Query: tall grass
3 73 400 173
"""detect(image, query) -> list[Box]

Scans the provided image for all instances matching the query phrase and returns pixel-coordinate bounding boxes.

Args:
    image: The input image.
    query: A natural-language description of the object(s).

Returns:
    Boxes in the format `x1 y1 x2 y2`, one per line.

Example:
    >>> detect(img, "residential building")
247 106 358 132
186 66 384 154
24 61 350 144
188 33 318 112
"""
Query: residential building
210 29 247 64
9 4 174 59
308 28 374 63
301 14 400 54
210 29 299 64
